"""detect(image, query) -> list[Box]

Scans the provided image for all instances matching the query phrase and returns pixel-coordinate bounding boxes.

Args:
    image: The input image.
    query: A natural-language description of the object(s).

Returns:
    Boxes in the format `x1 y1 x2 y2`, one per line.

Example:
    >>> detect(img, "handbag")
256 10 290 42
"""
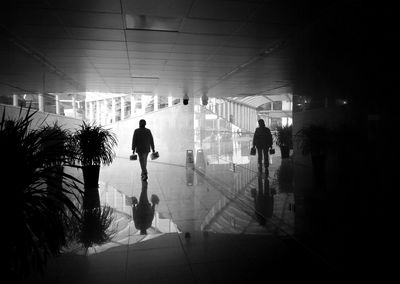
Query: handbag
151 151 159 160
269 148 275 155
250 147 256 156
130 154 137 160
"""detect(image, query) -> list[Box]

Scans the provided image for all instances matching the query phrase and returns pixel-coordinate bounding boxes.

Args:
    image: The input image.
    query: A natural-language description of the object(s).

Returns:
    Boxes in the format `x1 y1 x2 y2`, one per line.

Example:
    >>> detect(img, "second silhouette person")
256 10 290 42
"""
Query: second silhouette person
132 119 155 181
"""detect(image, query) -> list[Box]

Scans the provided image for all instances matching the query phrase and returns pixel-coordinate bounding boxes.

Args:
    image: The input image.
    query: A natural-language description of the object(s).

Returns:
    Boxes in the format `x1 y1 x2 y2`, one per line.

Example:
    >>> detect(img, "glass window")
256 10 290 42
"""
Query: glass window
272 101 282 110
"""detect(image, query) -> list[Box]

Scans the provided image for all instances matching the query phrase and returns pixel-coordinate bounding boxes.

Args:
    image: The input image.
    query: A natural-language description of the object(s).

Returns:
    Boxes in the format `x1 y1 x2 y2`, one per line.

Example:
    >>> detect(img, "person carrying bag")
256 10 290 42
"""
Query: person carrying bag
252 119 273 172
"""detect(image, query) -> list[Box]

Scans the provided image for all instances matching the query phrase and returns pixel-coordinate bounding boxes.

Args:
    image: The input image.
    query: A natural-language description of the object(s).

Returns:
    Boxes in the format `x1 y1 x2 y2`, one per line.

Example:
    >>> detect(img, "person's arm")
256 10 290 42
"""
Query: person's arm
253 128 258 148
132 130 137 153
149 130 155 152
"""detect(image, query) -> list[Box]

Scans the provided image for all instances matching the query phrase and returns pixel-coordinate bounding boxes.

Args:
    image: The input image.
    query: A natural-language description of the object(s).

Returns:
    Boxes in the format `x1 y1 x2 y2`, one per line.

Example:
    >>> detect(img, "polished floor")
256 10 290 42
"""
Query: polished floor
23 106 348 283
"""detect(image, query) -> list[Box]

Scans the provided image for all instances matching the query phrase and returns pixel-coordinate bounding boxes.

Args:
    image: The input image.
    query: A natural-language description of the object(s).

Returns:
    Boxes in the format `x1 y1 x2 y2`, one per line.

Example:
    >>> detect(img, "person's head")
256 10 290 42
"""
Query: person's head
258 119 265 127
139 119 146 128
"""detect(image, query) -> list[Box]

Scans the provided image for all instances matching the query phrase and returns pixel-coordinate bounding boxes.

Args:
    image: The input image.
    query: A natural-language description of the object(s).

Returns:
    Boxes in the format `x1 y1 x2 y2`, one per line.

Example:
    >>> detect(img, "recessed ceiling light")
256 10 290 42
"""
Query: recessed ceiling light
125 14 181 32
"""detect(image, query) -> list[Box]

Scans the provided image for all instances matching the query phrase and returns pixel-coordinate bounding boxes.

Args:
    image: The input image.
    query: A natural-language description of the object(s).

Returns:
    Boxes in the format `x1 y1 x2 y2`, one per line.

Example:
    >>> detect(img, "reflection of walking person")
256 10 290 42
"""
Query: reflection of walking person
132 119 155 181
252 119 273 173
251 176 274 225
131 181 160 235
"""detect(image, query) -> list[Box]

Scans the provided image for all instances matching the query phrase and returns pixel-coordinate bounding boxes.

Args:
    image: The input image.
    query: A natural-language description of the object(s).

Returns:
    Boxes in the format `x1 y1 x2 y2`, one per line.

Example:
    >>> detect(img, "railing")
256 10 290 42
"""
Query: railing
0 104 82 130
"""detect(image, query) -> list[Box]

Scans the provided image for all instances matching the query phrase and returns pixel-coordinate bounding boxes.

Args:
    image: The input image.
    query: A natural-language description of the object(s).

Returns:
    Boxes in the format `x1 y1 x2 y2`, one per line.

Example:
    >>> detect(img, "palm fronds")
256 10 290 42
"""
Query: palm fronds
78 206 116 249
274 125 293 148
1 107 83 278
72 121 117 166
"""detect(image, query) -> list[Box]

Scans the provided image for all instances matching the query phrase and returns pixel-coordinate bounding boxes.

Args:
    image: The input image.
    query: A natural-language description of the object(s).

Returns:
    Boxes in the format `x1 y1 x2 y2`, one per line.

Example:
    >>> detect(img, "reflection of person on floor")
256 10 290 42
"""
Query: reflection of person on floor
251 177 274 225
252 119 273 173
131 181 160 235
132 119 155 181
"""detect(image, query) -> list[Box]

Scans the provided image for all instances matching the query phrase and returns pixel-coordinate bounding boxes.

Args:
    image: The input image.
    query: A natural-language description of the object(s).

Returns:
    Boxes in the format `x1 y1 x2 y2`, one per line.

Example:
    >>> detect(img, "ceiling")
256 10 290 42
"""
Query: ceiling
0 0 371 102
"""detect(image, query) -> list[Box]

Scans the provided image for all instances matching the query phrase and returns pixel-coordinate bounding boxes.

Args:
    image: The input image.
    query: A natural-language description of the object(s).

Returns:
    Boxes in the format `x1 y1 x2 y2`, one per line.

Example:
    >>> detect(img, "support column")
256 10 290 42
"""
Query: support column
130 95 135 118
141 95 146 113
121 96 125 120
234 103 238 125
96 100 100 123
102 99 107 125
38 94 44 112
168 96 173 107
245 107 248 130
13 94 18 107
249 109 254 132
71 96 76 118
253 110 257 129
154 95 158 111
111 98 116 123
88 101 93 122
239 105 244 128
228 102 231 122
55 95 60 115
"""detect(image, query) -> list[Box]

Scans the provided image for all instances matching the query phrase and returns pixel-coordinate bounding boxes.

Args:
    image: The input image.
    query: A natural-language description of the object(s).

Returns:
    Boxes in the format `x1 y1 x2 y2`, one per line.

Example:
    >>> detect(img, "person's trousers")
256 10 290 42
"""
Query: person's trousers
256 147 269 168
138 152 149 176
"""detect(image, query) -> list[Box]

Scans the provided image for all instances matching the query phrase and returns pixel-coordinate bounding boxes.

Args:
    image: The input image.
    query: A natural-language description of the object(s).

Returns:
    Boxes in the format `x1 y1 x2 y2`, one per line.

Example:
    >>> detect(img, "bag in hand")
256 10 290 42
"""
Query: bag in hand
151 151 159 160
269 148 275 155
130 154 137 160
250 147 256 156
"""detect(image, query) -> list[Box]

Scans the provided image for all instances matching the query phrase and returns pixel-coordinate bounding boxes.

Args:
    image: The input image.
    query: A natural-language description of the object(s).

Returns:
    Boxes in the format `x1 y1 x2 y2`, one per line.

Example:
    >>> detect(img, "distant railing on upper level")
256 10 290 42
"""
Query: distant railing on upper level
0 103 83 130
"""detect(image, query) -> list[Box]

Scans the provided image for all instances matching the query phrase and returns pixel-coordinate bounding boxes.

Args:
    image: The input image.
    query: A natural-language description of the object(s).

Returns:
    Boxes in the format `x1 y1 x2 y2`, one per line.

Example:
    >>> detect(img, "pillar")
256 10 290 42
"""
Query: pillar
88 101 93 122
38 94 45 112
55 95 60 115
244 106 247 129
168 96 173 107
130 95 135 117
154 95 158 111
234 103 238 125
111 98 116 123
13 94 18 107
96 100 100 124
102 99 107 125
121 96 125 120
71 96 76 118
141 95 146 113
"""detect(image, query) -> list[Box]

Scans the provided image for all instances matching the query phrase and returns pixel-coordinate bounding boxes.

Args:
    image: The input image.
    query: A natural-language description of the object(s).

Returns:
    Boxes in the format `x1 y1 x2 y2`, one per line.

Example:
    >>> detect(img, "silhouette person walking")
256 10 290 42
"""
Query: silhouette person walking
252 119 273 173
131 181 160 235
132 119 155 181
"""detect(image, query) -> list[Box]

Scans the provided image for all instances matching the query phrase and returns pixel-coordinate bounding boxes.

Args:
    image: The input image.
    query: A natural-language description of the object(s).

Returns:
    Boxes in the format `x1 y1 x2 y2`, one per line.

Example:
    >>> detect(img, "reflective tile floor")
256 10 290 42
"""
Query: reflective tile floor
23 108 347 283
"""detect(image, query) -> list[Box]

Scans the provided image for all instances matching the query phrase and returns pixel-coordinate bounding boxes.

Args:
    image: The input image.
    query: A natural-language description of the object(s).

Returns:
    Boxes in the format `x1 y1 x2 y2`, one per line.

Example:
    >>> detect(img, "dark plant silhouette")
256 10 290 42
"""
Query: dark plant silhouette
275 125 292 158
78 206 116 250
72 121 117 167
275 125 293 149
72 121 117 210
1 106 83 279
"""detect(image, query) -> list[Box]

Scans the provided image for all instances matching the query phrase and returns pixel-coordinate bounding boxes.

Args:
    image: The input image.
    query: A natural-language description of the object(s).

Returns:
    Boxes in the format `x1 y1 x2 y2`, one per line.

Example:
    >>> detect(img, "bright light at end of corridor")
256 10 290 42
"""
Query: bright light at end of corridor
205 114 218 120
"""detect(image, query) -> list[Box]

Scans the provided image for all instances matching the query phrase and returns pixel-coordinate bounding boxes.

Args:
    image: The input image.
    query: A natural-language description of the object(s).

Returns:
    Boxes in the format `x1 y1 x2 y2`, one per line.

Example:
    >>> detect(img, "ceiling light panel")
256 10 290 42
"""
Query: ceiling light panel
125 14 182 32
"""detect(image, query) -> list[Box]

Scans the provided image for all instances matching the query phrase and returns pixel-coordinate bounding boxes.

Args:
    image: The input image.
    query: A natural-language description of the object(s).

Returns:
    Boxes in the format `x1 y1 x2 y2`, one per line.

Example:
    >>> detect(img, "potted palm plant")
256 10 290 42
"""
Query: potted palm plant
1 107 83 279
72 121 117 210
274 125 293 158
